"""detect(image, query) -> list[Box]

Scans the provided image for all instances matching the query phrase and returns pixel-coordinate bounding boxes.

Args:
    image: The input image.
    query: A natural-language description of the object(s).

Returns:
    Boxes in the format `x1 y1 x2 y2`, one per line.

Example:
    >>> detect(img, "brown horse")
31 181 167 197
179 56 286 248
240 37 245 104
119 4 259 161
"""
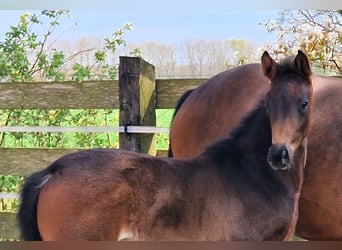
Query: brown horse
170 54 342 240
18 51 313 241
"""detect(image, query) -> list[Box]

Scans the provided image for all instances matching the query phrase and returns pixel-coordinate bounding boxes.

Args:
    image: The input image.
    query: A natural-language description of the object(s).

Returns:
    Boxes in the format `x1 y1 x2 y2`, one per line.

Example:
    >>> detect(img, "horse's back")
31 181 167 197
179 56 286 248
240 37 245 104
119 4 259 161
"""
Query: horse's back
36 149 233 240
170 63 269 158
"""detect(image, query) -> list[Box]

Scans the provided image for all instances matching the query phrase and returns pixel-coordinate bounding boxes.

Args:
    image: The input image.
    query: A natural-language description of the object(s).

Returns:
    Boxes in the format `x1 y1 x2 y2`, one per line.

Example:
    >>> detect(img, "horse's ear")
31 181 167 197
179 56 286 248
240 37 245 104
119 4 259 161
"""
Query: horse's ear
294 50 311 77
261 51 277 80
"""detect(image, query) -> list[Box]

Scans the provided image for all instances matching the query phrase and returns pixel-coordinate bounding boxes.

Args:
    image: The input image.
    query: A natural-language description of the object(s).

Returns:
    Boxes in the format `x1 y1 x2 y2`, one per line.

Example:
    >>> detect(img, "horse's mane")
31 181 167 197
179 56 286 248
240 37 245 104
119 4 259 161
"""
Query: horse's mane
201 99 270 165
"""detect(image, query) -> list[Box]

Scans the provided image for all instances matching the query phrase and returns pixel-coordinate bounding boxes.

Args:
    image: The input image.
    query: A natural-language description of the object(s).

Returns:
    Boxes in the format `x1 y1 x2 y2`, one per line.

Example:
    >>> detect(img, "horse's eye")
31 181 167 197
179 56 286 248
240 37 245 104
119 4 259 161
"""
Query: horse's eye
301 101 309 110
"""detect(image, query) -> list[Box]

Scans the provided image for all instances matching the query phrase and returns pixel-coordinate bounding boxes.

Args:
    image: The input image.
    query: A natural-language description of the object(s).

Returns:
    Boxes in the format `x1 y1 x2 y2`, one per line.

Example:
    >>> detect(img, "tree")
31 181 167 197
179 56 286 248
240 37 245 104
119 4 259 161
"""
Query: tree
262 10 342 74
0 11 67 82
121 39 258 78
0 10 132 148
0 10 133 82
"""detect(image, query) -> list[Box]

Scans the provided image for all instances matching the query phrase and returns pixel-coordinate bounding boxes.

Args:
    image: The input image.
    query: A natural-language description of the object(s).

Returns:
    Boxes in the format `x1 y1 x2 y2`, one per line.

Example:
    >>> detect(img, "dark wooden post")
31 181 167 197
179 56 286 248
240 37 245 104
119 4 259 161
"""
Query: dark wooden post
119 56 157 155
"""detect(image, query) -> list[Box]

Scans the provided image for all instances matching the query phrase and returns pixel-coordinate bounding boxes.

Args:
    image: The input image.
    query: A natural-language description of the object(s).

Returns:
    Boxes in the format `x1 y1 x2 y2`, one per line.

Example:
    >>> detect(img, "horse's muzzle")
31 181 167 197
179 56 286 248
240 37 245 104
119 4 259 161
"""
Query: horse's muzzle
267 144 293 171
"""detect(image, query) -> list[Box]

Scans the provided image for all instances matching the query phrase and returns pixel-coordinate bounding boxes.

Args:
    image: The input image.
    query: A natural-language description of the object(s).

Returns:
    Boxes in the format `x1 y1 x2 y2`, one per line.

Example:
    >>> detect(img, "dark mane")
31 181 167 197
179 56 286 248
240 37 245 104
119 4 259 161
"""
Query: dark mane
201 99 270 165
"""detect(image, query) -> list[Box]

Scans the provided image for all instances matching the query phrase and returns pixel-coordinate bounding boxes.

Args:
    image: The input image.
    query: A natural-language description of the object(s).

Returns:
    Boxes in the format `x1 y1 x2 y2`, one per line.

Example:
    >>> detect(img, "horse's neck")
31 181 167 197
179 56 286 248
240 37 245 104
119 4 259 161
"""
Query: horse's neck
201 104 271 168
235 106 307 196
231 104 271 158
281 137 308 240
205 103 307 194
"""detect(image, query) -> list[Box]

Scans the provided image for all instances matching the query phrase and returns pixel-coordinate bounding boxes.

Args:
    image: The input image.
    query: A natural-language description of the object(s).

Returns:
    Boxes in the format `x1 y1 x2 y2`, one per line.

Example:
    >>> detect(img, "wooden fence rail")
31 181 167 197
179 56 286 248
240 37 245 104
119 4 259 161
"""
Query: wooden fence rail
0 56 207 240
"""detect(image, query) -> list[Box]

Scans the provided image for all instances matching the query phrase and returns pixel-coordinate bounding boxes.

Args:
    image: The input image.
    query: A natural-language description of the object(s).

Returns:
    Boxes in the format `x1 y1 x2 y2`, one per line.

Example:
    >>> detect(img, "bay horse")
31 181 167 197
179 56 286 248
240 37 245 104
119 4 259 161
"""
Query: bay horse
169 53 342 240
18 51 313 241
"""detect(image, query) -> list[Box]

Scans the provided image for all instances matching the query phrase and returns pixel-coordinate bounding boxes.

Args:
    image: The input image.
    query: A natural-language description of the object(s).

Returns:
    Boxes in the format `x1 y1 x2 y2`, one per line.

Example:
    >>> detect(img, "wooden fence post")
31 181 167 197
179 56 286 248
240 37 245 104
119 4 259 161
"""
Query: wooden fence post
119 56 157 155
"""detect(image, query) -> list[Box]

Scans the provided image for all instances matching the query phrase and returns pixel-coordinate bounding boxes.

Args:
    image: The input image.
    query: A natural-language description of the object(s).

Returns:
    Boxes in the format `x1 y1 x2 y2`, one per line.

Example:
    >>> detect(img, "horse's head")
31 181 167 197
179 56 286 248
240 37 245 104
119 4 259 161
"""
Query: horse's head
261 50 313 171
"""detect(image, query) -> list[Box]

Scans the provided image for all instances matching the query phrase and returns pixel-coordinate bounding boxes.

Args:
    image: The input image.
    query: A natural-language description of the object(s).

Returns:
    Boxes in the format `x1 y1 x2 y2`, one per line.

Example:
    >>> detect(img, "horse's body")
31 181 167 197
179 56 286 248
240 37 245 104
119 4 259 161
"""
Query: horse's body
24 148 296 240
18 51 313 241
170 62 342 240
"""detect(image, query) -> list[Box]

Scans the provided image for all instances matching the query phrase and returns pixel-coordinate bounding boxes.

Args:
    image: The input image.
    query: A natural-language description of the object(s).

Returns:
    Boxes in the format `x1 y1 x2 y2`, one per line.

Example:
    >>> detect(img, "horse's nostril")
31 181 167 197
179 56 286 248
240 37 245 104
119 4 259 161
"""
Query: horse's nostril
282 149 289 159
281 148 290 166
268 145 292 170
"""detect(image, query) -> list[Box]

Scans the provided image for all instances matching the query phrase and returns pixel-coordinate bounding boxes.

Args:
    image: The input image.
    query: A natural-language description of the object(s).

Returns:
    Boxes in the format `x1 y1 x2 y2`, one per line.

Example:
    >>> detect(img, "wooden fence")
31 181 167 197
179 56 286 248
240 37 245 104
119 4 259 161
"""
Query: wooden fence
0 56 207 240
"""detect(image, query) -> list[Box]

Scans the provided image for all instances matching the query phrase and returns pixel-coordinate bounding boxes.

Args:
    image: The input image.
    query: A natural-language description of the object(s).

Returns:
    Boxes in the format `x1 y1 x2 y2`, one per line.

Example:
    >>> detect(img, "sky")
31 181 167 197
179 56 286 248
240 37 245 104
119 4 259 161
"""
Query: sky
72 10 280 44
0 0 340 47
0 9 281 46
